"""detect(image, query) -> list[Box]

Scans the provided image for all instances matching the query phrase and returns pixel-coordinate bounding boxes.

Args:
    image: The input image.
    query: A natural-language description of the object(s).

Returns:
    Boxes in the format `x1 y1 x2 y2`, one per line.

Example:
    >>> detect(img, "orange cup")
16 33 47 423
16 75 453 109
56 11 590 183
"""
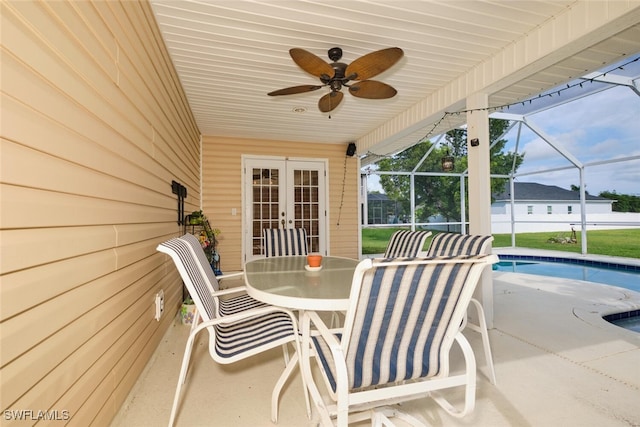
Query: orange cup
307 254 323 268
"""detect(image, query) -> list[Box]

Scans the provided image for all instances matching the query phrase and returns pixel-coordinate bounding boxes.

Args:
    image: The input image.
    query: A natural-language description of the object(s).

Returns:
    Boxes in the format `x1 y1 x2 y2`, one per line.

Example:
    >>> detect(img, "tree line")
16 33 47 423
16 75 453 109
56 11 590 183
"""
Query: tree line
598 191 640 212
376 119 522 223
570 185 640 212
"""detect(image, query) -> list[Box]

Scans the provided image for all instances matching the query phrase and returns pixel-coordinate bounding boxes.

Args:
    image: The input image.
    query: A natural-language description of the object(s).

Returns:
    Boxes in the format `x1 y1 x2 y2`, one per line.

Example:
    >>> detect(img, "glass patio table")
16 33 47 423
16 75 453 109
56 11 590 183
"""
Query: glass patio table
243 255 359 311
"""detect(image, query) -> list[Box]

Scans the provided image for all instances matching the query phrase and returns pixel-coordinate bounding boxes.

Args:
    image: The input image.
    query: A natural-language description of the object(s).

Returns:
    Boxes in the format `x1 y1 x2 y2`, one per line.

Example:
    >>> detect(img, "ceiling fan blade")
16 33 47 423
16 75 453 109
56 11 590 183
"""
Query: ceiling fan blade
268 85 323 96
318 91 344 112
290 48 335 79
349 80 397 99
345 47 403 81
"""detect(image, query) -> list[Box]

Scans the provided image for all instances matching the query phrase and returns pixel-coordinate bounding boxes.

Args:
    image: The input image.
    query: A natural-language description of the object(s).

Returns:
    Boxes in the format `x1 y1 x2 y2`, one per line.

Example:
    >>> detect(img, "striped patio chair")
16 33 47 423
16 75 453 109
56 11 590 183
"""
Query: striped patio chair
180 233 266 315
263 227 309 257
301 255 497 427
383 230 432 258
426 232 493 257
157 237 308 426
426 232 496 384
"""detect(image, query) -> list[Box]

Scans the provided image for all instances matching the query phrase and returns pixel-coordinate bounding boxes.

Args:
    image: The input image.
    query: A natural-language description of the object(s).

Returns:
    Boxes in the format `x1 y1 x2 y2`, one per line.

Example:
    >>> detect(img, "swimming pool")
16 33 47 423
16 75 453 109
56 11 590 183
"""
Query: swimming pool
494 254 640 333
603 310 640 333
494 255 640 293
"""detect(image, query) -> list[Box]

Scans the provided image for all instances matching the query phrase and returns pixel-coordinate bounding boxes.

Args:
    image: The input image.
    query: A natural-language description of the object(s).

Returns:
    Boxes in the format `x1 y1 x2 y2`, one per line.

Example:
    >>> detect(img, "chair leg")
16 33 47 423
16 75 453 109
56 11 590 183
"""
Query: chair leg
282 343 290 366
466 298 497 385
431 332 477 418
168 331 198 427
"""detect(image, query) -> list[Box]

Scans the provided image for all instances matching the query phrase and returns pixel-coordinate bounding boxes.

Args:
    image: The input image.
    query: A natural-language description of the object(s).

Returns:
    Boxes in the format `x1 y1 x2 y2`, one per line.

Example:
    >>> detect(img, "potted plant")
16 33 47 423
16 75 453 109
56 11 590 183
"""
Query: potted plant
198 222 222 275
186 210 223 275
188 210 203 225
180 296 197 325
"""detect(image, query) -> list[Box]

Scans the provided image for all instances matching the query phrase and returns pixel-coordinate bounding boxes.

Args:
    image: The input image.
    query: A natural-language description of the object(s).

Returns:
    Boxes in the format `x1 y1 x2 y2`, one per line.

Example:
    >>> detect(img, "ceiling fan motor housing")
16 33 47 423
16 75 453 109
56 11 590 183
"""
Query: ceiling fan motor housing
327 62 348 91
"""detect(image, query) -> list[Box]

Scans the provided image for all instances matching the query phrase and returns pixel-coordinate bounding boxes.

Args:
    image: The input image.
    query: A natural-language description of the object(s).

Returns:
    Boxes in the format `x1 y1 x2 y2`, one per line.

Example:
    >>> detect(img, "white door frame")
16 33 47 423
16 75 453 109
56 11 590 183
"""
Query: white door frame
242 155 329 263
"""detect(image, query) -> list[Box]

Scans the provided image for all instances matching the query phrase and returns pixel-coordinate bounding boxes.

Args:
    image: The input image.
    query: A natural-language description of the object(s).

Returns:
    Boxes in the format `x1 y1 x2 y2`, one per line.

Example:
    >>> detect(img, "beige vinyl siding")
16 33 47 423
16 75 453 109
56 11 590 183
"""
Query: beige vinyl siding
1 1 198 425
201 136 360 271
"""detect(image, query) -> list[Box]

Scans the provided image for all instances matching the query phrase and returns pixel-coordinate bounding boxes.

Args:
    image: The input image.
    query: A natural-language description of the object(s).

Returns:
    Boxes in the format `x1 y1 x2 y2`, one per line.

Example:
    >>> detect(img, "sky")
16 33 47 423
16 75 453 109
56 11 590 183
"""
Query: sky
365 80 640 196
504 85 640 196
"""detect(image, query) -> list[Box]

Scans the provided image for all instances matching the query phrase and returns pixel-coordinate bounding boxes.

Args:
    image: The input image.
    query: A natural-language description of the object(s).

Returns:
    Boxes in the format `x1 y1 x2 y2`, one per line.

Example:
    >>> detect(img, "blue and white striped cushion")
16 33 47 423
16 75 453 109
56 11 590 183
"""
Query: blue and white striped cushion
215 311 295 359
217 293 267 316
179 233 266 315
426 233 492 256
159 238 218 319
312 259 475 392
263 228 309 257
384 230 431 258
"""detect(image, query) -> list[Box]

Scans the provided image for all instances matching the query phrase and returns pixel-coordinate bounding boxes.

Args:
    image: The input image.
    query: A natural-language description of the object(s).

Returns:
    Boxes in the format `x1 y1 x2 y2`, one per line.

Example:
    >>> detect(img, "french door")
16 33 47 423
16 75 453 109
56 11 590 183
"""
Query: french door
243 156 327 262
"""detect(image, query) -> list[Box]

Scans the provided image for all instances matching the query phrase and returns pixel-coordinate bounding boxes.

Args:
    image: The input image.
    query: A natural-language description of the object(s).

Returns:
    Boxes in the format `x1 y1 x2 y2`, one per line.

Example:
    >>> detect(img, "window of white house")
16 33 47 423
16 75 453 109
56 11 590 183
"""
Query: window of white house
527 205 533 215
547 205 552 214
567 205 572 214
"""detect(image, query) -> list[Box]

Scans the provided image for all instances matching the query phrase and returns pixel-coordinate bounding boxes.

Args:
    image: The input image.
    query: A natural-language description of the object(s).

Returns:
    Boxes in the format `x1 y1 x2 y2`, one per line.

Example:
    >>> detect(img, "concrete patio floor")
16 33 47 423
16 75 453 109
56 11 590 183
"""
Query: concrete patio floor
111 255 640 427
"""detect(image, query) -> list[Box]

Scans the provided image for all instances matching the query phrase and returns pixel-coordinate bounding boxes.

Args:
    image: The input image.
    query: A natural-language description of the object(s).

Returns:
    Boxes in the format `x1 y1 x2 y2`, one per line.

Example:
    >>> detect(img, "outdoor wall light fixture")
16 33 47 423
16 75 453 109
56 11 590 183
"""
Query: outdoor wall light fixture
441 150 454 172
171 180 187 225
346 142 357 157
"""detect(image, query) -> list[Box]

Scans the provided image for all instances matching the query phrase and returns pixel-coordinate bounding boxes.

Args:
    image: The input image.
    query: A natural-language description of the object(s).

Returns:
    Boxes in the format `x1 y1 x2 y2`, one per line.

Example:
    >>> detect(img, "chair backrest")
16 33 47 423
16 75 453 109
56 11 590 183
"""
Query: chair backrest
157 237 218 322
383 230 432 258
426 233 493 257
180 232 222 291
340 256 494 391
263 228 309 257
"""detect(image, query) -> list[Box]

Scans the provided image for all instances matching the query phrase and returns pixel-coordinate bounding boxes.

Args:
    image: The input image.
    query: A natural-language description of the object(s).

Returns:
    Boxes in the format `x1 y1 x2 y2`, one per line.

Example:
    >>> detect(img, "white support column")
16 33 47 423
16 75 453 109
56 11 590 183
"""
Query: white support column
466 92 494 328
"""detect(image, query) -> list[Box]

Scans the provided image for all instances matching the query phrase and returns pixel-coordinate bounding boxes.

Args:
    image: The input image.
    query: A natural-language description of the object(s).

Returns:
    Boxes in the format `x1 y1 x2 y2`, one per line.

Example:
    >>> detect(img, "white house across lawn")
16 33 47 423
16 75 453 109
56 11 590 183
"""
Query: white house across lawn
491 182 640 233
366 182 639 234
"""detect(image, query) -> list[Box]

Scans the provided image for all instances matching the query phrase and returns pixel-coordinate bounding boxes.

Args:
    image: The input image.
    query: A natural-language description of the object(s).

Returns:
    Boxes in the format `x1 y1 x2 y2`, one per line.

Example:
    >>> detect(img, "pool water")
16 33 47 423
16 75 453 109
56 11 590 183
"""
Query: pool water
603 310 640 333
612 318 640 333
494 255 640 333
494 258 640 293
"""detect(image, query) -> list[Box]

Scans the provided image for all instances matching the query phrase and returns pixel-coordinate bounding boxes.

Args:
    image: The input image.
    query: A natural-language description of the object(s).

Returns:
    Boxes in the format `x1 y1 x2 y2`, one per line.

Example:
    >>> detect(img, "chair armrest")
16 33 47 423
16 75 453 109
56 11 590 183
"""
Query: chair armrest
217 271 245 291
306 311 343 348
218 271 244 281
212 286 250 297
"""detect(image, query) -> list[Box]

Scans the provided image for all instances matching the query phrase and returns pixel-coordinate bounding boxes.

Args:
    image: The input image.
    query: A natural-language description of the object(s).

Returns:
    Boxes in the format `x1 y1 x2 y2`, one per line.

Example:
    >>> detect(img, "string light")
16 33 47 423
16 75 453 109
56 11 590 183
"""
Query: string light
365 55 639 160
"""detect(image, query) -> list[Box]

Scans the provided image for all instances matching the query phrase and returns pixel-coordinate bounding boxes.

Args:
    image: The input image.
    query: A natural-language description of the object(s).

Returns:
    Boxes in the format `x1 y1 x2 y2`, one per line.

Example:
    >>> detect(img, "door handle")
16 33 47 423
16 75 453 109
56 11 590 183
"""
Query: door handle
281 219 286 227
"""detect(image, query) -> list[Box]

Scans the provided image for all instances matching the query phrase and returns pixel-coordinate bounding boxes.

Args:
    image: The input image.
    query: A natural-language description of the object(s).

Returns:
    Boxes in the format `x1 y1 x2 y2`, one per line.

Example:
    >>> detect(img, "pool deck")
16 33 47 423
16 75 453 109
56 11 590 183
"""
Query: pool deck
111 250 640 427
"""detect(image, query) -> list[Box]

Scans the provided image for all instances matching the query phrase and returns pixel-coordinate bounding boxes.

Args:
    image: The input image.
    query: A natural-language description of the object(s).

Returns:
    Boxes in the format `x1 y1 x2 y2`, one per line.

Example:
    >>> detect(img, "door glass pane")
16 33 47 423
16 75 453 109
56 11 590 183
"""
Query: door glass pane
293 169 320 252
252 168 281 255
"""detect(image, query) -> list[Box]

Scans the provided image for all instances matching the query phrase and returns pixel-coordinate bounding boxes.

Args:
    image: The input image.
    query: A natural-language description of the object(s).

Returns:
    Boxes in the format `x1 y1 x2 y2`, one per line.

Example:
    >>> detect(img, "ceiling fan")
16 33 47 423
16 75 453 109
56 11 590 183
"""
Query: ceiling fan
268 47 404 113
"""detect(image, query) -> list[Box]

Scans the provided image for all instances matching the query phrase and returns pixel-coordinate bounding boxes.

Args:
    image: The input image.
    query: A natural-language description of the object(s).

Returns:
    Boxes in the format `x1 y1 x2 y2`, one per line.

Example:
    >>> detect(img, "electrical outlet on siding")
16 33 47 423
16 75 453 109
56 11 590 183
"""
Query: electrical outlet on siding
154 290 164 321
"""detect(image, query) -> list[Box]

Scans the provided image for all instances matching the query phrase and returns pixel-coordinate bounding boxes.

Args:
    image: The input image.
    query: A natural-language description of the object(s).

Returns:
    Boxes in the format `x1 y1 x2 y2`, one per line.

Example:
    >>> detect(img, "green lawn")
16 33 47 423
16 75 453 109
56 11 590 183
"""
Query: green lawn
362 227 640 259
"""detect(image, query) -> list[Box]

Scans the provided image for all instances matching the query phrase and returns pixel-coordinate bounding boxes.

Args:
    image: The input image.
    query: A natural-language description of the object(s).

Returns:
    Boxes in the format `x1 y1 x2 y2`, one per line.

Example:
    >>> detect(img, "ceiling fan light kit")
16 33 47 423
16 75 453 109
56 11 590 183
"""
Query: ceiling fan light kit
268 46 403 113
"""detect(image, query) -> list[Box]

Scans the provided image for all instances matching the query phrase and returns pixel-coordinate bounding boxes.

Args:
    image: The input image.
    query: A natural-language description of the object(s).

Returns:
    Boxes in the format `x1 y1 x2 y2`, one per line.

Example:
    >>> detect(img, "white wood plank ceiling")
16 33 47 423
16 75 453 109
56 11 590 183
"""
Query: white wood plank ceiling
149 1 640 162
